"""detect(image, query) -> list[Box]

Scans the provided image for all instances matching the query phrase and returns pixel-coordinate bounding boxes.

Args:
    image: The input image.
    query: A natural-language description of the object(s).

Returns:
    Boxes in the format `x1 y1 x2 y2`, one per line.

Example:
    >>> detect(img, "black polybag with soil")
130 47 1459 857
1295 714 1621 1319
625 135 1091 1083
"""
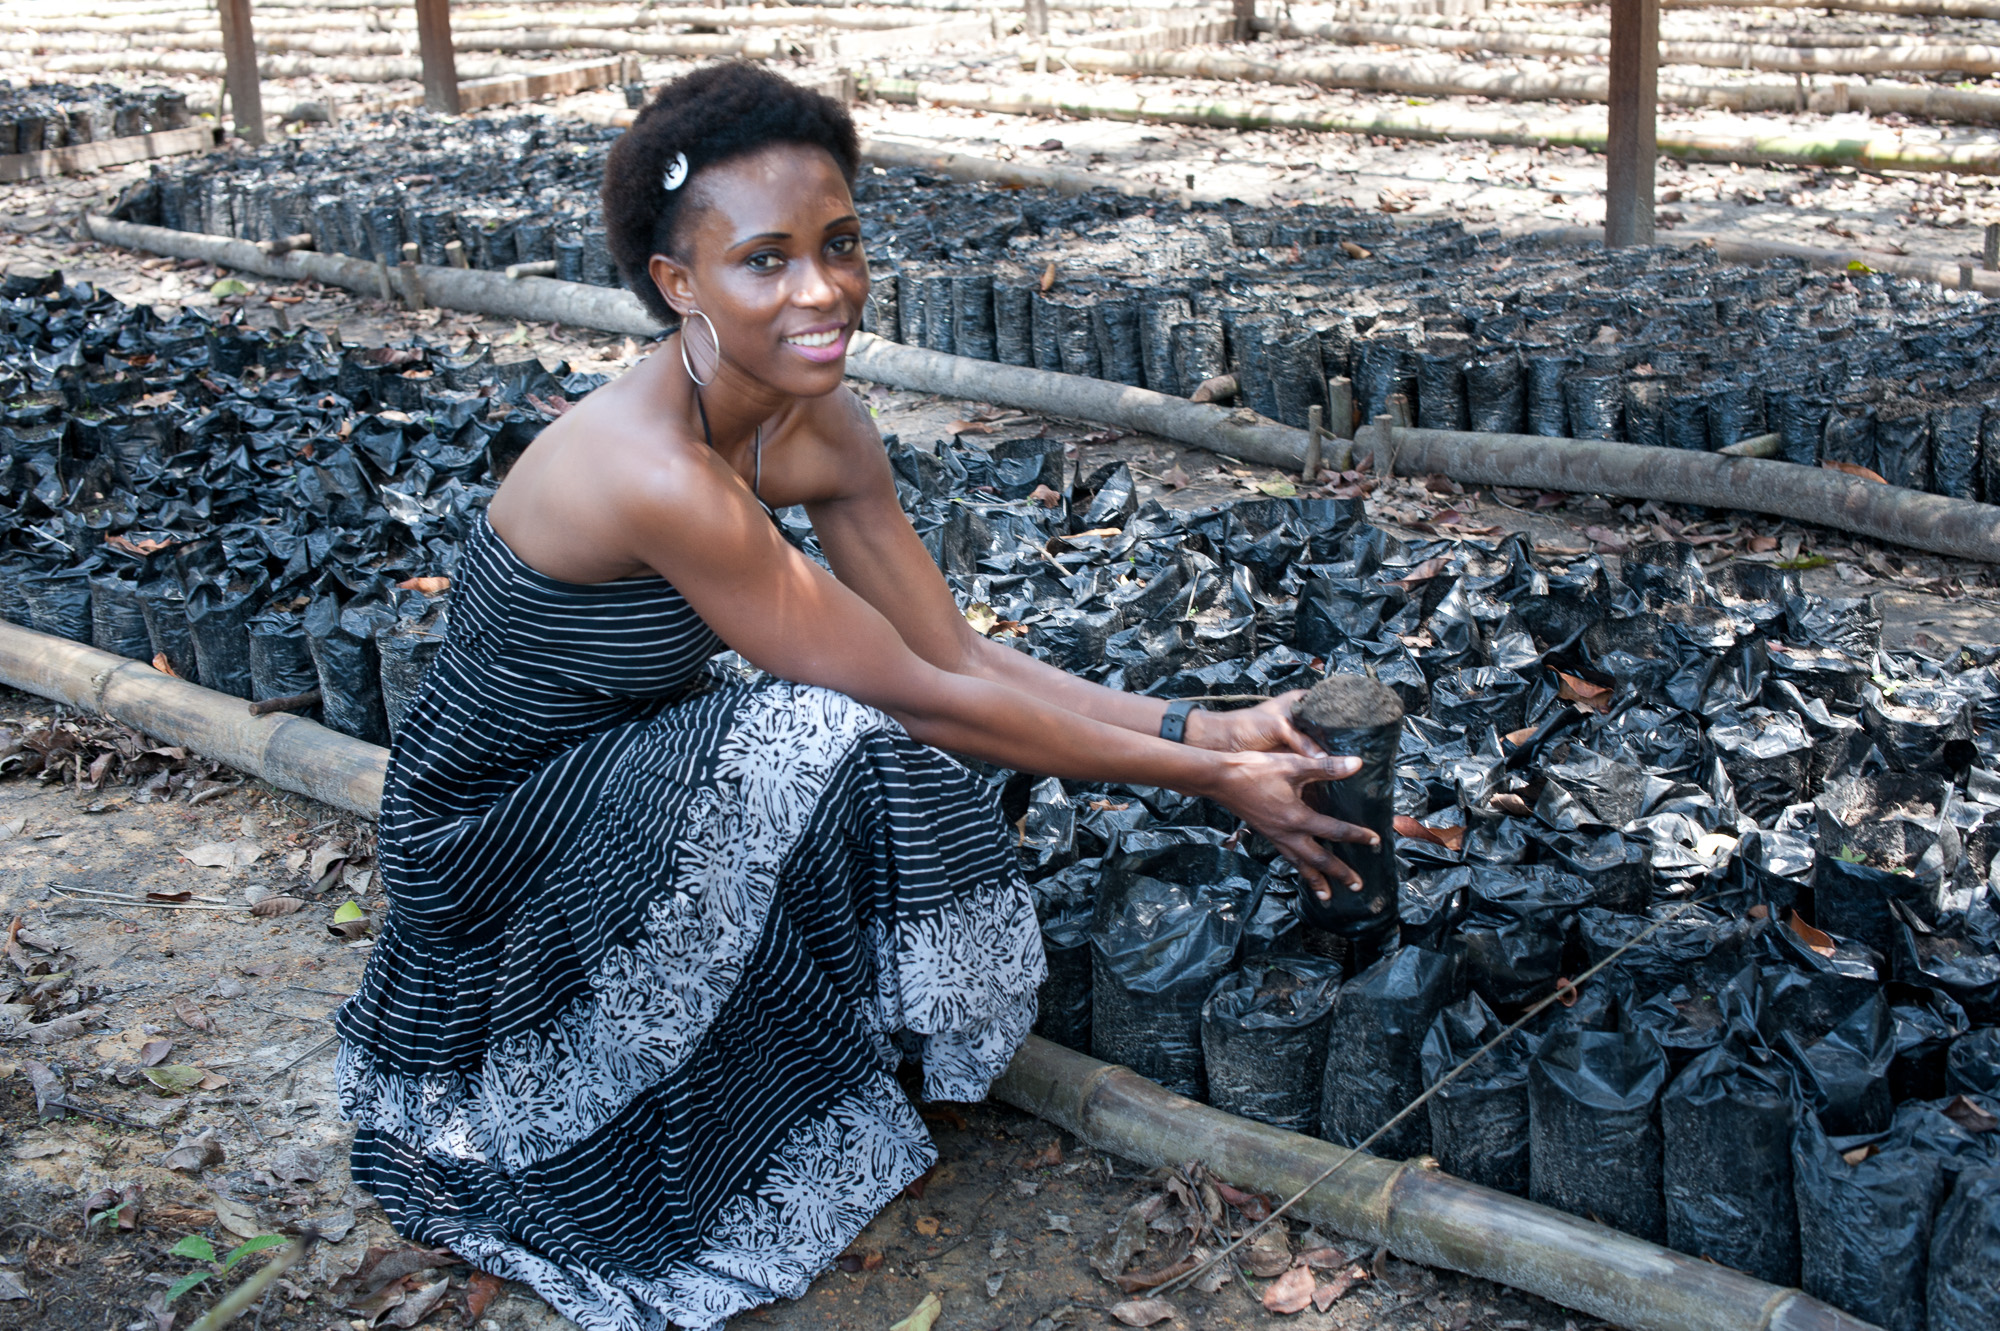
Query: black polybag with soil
1528 1027 1671 1243
1421 989 1536 1195
1200 955 1341 1133
1319 944 1459 1160
1662 1025 1801 1285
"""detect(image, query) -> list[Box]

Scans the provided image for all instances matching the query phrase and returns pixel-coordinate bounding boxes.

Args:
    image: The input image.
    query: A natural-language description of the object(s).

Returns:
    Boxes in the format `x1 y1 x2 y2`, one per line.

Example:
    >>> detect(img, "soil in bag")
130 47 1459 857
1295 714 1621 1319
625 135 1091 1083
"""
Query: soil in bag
1523 351 1572 437
1949 1027 2000 1098
20 567 92 643
1416 345 1469 432
1813 774 1958 953
1528 1027 1670 1242
1458 864 1596 1013
1931 402 1981 501
304 590 397 745
953 270 997 363
1707 706 1814 824
1292 675 1403 945
994 276 1035 367
378 596 449 741
1662 1028 1800 1285
1863 684 1976 775
1319 944 1459 1160
1466 351 1525 434
247 604 318 709
1780 990 1897 1136
1200 955 1341 1133
1421 990 1535 1194
1562 370 1621 440
1792 1109 1943 1331
1928 1166 2000 1331
137 571 197 684
1873 400 1930 492
1090 874 1243 1099
184 573 262 700
1170 319 1227 399
87 569 152 661
1035 909 1093 1052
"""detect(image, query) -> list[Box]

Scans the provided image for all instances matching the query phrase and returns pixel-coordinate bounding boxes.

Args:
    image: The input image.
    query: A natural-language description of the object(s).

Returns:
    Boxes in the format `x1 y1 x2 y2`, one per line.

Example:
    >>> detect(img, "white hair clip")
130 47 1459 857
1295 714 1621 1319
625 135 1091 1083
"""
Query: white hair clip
662 152 690 192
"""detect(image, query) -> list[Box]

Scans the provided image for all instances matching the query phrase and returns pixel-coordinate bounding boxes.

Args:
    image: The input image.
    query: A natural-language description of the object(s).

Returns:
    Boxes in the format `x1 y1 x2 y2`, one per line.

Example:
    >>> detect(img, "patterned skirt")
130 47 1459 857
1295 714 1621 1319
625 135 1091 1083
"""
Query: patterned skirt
334 681 1045 1331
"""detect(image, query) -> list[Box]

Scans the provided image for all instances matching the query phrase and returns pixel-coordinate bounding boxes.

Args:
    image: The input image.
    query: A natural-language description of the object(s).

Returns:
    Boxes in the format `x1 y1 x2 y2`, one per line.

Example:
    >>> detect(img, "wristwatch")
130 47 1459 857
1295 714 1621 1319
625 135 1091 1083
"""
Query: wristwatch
1159 699 1198 743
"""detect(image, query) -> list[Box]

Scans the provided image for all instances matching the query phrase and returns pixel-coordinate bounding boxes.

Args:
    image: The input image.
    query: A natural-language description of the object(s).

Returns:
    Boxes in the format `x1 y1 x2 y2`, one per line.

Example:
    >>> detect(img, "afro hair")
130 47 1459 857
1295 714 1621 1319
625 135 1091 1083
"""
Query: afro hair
601 63 860 326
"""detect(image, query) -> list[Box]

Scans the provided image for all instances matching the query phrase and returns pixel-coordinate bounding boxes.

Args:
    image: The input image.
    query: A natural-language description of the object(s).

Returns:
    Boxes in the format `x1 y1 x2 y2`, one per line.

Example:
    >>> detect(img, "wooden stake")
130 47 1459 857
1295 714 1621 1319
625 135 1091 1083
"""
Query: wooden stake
415 0 461 115
1326 376 1355 440
1984 221 1999 270
1604 0 1658 247
1024 0 1048 38
1303 404 1324 483
1232 0 1256 42
217 0 265 146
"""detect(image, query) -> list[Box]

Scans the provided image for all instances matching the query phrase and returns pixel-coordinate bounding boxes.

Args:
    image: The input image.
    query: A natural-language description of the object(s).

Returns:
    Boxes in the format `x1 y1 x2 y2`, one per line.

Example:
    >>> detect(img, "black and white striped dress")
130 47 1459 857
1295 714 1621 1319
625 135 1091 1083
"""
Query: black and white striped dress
333 512 1044 1331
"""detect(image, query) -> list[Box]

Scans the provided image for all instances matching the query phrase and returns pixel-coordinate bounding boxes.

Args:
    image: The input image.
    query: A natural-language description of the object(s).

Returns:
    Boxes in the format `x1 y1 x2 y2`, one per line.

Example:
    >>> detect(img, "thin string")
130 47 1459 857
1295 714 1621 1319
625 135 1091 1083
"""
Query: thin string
692 389 763 501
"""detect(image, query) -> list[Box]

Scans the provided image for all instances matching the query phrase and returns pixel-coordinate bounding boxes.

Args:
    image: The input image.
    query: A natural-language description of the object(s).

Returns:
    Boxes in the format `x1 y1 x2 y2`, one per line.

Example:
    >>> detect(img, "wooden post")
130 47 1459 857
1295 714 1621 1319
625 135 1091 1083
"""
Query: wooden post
1023 0 1048 38
415 0 461 115
216 0 265 146
1603 0 1658 248
1232 0 1256 43
1984 221 1999 271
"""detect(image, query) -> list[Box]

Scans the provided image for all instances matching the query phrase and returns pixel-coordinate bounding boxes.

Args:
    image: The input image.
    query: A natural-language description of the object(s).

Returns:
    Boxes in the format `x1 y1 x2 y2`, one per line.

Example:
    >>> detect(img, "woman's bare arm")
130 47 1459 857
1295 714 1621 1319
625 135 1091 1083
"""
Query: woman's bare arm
606 430 1373 895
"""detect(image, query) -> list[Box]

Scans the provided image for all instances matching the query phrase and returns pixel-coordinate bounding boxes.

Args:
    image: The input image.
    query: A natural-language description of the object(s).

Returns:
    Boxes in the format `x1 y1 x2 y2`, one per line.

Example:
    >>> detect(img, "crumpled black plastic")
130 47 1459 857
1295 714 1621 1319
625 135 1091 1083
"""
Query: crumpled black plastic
1529 1027 1671 1243
1421 990 1536 1195
1200 956 1341 1133
1320 945 1459 1160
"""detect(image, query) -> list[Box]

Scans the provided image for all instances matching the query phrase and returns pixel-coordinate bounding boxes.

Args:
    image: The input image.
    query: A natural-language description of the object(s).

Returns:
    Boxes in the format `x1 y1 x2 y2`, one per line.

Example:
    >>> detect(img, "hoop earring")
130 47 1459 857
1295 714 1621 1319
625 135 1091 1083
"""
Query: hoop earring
679 309 719 388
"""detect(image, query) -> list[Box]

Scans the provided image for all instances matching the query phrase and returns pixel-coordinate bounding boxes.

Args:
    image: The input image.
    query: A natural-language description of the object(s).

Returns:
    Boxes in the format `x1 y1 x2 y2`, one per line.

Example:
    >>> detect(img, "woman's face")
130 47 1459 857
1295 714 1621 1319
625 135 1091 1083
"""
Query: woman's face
649 143 868 400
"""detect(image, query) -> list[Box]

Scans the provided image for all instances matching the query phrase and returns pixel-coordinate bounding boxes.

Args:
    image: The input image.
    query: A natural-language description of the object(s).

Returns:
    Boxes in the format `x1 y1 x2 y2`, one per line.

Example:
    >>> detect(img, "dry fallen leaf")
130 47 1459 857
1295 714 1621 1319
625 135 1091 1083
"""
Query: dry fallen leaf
888 1292 943 1331
1038 260 1057 291
1788 910 1839 959
1944 1095 1999 1134
1339 240 1371 259
1263 1265 1316 1314
1392 815 1465 853
208 1190 265 1240
913 1215 940 1238
179 839 263 869
1109 1299 1177 1327
1242 1226 1293 1278
1029 483 1064 508
1555 670 1612 714
1314 1271 1361 1311
1821 459 1888 485
174 998 217 1033
1161 464 1190 490
251 896 309 917
464 1271 504 1323
161 1128 225 1174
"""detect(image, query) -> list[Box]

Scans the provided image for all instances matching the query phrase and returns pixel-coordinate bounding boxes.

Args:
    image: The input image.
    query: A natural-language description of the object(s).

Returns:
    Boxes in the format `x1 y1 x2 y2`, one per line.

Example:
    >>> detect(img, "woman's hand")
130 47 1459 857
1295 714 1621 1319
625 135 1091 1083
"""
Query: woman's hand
1204 750 1378 902
1186 690 1323 758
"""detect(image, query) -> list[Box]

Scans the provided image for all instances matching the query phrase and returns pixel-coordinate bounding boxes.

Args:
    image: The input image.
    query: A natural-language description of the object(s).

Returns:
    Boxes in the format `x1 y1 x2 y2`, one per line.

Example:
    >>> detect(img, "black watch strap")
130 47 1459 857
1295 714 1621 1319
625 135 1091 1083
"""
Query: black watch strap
1159 699 1198 743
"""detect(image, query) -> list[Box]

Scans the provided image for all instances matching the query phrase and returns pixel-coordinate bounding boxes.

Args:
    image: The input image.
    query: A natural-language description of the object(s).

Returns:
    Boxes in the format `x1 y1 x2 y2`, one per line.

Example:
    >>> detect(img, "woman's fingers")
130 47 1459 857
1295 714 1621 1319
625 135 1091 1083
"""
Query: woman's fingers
1279 833 1362 897
1305 812 1379 847
1267 690 1324 758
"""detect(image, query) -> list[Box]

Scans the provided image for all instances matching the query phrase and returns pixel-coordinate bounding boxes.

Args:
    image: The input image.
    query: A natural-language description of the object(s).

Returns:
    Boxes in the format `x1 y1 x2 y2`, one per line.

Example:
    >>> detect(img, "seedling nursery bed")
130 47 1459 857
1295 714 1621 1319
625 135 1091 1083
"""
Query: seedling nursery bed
4 109 2000 1331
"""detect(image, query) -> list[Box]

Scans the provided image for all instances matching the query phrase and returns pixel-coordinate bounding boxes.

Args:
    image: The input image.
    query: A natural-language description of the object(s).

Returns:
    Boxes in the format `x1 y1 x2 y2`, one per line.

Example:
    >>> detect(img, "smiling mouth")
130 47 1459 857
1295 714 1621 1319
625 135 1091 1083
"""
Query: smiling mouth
783 329 843 348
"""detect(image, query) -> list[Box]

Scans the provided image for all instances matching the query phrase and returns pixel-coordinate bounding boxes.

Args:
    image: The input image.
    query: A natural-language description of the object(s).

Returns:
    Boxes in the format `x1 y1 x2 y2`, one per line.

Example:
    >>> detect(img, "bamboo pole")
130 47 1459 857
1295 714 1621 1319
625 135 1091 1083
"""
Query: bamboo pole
1355 417 2000 563
75 211 2000 562
0 624 386 817
994 1038 1874 1331
1264 16 2000 75
859 77 2000 176
43 51 528 80
1031 46 2000 125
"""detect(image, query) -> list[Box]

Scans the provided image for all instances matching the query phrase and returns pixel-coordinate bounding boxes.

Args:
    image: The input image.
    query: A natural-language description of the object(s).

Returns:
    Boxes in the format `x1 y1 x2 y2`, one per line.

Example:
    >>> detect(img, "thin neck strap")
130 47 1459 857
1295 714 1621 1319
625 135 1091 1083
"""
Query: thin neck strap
693 389 763 501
